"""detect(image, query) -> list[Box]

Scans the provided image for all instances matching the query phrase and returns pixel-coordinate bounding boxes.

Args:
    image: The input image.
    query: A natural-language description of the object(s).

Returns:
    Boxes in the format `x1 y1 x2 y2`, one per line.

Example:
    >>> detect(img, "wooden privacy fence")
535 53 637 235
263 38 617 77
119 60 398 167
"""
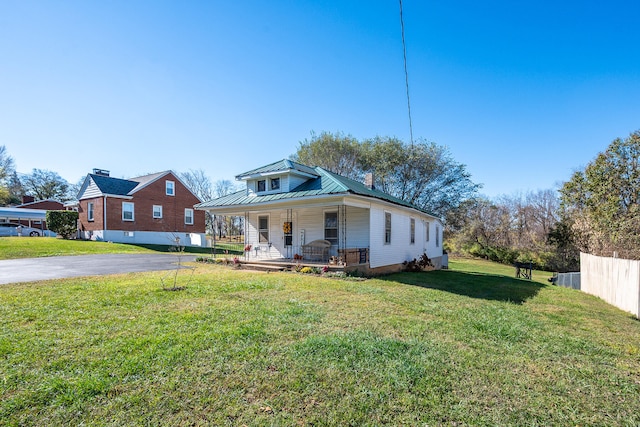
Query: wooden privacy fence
580 252 640 318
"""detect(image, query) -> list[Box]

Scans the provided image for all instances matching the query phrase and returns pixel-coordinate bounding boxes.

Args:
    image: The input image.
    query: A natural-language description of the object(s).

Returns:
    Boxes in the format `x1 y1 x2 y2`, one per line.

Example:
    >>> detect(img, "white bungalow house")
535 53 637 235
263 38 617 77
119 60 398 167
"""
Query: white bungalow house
195 159 446 274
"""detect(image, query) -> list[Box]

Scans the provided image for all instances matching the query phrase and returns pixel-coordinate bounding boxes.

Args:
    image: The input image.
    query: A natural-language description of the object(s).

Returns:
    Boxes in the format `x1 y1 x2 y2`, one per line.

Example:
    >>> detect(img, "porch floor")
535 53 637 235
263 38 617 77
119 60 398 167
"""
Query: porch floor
238 258 347 272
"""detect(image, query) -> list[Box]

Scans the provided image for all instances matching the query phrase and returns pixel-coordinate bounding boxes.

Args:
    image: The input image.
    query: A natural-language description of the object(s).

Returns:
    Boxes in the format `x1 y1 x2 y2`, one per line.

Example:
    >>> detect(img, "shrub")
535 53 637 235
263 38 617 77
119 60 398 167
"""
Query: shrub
46 210 78 239
403 253 434 272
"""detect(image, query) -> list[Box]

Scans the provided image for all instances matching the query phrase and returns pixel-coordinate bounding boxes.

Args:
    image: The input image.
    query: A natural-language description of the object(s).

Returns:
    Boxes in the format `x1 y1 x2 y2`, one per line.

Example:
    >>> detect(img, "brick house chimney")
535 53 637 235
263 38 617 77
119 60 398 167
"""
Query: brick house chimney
21 195 35 204
364 172 375 190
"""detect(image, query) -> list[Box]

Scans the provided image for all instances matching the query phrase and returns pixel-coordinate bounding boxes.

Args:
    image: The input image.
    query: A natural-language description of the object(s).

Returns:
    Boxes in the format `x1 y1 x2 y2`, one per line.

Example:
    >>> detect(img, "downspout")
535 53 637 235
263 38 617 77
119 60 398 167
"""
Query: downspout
103 196 107 234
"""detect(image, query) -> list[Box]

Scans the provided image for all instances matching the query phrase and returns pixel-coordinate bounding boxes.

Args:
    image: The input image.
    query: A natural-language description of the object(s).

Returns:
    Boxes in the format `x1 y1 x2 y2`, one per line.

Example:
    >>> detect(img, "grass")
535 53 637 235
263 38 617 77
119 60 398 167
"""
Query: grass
0 237 160 260
0 237 243 260
1 257 639 425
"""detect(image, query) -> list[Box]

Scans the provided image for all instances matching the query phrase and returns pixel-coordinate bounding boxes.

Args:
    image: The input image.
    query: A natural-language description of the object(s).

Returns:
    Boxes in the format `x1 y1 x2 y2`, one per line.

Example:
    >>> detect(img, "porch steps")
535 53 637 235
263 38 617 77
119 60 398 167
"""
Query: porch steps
240 263 288 272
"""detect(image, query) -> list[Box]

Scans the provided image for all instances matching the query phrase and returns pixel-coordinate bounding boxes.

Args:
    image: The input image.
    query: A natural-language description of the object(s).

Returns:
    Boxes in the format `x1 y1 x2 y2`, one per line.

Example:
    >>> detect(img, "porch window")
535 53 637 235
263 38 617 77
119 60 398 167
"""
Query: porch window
384 212 391 244
410 218 415 244
270 178 280 191
257 180 266 192
258 215 269 243
324 212 338 244
122 202 134 221
185 208 194 225
87 202 94 221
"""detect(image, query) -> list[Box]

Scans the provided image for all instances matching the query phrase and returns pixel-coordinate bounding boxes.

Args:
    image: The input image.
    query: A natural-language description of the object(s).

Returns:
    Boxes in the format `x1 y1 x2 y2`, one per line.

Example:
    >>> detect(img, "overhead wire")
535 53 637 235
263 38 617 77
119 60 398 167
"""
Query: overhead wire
398 0 414 147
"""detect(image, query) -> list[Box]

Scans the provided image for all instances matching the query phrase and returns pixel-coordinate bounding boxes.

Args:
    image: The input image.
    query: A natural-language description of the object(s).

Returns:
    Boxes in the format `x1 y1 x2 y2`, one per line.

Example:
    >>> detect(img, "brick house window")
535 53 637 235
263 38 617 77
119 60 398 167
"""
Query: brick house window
166 180 175 196
87 202 94 221
258 215 269 243
122 202 134 221
384 212 391 244
257 180 266 192
153 205 163 219
184 208 194 225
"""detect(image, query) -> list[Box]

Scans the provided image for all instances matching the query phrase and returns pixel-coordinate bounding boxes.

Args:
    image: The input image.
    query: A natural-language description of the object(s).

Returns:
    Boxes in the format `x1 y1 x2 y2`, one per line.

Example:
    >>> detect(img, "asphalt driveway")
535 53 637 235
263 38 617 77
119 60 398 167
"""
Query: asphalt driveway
0 253 198 285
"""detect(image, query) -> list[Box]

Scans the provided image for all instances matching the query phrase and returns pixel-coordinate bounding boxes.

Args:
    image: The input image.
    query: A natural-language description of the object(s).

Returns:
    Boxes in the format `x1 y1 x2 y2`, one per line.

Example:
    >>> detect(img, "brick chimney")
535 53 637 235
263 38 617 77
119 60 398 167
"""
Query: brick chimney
21 195 35 204
92 168 110 177
364 172 375 190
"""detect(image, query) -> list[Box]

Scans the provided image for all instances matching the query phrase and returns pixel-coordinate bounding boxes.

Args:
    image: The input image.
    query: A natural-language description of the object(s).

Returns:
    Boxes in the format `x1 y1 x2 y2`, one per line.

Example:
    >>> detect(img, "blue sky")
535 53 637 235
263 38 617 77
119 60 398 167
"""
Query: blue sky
2 0 639 198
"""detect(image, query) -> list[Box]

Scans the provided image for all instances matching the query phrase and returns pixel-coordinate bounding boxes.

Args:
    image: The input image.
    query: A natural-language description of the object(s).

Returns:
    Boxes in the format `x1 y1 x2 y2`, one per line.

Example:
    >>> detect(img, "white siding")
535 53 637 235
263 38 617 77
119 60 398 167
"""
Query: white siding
369 203 443 269
345 206 369 248
79 178 103 200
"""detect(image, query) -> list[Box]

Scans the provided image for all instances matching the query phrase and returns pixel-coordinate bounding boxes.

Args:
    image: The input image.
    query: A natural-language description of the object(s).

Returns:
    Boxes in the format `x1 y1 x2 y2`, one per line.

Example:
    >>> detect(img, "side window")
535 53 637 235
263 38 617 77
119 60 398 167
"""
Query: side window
153 205 163 219
384 212 391 244
257 180 266 192
166 180 175 196
87 202 94 221
410 218 415 244
436 224 440 247
184 208 194 225
426 221 430 242
122 202 134 221
258 215 269 243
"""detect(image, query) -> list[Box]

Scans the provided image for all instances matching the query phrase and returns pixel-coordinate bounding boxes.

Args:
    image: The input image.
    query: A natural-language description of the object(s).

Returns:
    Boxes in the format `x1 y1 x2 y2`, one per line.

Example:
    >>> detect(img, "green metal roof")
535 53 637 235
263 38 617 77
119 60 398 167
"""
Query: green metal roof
196 164 435 217
235 159 319 179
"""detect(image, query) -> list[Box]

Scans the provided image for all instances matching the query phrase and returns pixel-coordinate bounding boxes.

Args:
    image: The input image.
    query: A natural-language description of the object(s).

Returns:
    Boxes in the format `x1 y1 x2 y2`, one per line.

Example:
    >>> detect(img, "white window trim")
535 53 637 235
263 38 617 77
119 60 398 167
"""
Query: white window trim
324 210 338 245
258 214 269 244
270 177 280 191
153 205 163 219
384 211 391 245
122 202 135 222
184 208 194 225
166 180 175 196
410 218 415 245
87 202 94 222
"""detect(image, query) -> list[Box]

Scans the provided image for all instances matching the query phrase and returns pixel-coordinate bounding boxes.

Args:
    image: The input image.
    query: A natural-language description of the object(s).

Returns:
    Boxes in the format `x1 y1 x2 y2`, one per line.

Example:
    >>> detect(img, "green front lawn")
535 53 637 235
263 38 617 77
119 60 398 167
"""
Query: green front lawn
0 237 157 260
1 258 639 425
0 237 243 260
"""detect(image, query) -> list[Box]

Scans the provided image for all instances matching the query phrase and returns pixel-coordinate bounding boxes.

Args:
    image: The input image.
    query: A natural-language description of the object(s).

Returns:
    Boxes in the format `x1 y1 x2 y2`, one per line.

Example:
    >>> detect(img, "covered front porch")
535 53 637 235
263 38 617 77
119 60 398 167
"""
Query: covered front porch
210 202 372 270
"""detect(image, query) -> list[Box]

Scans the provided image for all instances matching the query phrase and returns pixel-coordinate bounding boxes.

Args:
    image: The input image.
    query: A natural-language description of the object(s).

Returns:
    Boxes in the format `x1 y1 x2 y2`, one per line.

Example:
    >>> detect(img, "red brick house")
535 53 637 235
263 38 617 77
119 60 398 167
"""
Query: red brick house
15 197 64 211
77 169 206 246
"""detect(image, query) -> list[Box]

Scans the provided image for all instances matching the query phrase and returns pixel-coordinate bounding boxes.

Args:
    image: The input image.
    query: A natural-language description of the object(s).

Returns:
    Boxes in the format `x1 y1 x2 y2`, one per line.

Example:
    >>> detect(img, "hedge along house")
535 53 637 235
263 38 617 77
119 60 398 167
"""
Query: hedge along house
76 169 206 246
195 159 446 274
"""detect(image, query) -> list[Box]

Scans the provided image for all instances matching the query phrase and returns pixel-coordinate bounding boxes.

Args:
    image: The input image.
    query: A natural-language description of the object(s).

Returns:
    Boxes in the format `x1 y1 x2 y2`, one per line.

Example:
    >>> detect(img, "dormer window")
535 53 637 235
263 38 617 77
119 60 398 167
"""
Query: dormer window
270 178 280 191
257 180 266 192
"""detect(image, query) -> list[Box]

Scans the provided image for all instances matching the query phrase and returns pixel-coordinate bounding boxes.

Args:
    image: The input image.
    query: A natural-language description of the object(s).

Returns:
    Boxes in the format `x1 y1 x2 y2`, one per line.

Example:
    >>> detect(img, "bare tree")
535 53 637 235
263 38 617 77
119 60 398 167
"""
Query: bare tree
21 169 70 201
180 169 213 201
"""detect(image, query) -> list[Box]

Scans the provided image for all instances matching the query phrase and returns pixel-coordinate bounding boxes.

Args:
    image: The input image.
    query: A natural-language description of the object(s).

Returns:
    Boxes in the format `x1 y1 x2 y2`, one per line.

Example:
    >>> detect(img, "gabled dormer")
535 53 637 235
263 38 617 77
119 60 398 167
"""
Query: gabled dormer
236 159 319 196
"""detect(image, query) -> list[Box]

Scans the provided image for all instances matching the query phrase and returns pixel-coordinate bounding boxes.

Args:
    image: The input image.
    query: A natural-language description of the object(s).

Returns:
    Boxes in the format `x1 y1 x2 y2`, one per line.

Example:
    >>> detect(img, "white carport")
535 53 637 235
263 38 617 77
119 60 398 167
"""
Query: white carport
0 207 55 236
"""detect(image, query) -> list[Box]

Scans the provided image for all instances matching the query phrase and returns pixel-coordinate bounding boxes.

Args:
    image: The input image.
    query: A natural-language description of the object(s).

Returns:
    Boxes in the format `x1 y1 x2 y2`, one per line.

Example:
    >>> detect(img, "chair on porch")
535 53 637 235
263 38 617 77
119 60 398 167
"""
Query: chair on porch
253 242 272 259
301 239 331 262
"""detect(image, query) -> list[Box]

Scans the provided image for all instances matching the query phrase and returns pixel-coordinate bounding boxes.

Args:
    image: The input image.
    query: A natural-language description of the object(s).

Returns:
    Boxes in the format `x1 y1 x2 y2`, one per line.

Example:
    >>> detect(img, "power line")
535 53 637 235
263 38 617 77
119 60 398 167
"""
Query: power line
398 0 414 147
